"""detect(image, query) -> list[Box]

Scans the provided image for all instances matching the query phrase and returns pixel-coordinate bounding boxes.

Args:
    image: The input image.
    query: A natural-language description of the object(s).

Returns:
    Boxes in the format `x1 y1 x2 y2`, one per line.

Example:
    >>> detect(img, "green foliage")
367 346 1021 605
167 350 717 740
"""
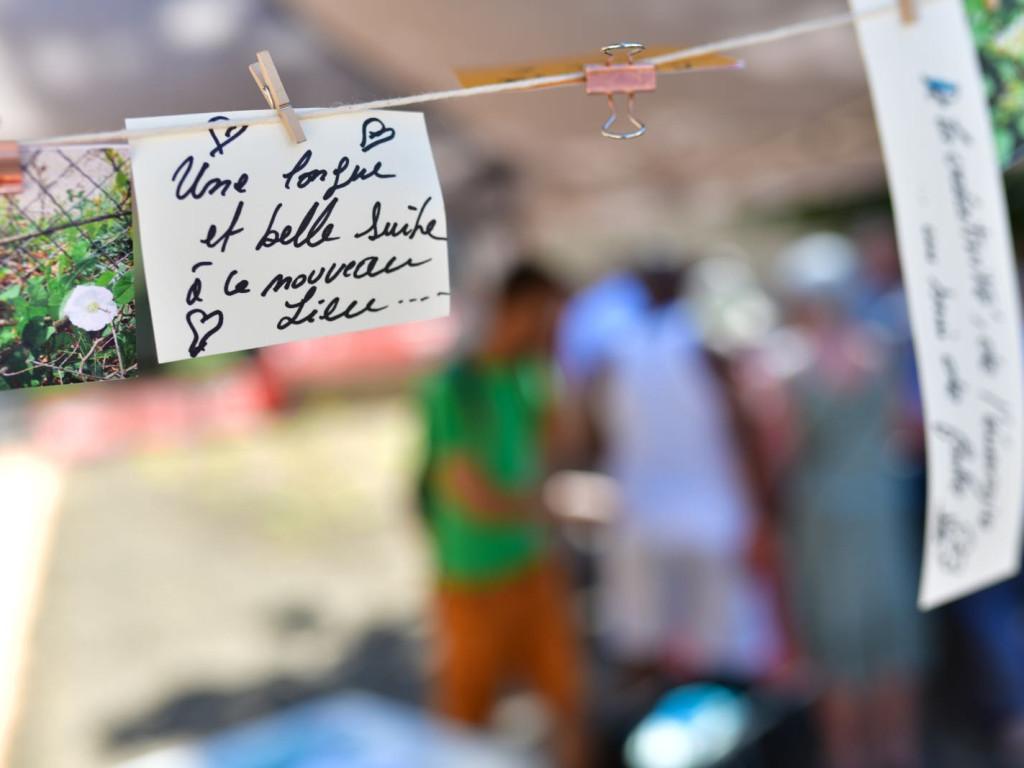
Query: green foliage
113 272 135 307
968 0 1024 168
0 151 135 390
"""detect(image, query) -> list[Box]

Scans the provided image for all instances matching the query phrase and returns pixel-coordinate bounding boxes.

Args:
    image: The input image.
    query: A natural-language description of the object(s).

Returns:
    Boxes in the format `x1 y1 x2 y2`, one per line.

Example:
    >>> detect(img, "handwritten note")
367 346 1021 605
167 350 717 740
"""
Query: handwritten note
851 0 1024 608
127 110 450 362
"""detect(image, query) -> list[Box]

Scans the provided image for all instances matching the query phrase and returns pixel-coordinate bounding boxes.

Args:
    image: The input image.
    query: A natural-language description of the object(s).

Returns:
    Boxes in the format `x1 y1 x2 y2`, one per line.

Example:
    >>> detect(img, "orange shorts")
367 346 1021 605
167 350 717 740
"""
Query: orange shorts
435 559 582 728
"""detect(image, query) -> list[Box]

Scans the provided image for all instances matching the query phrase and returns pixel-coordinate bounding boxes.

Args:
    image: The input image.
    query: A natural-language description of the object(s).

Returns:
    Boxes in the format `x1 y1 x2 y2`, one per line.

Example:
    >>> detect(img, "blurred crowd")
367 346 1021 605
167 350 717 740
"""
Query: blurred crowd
417 220 1024 768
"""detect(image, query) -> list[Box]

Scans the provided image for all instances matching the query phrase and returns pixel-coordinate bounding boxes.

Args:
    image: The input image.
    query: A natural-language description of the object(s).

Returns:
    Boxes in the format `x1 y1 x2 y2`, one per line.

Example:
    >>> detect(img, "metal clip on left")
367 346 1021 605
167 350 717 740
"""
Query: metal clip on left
585 43 656 140
250 50 306 144
0 141 22 196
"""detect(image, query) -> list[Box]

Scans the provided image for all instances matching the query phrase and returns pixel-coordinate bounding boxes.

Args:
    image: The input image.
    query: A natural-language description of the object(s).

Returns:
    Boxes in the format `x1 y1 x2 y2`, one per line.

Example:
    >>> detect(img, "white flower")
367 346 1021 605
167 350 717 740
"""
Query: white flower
63 285 117 331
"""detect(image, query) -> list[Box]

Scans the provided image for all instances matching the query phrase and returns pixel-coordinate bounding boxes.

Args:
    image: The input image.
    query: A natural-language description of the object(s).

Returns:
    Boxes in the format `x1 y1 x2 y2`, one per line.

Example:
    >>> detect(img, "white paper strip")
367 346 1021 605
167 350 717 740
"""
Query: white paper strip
127 110 450 363
850 0 1024 608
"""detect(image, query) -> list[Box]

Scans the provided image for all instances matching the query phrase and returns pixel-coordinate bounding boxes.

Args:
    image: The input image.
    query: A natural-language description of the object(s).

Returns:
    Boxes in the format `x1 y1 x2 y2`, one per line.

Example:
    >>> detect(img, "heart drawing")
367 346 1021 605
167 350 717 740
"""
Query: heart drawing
186 308 225 358
207 115 248 157
360 117 396 153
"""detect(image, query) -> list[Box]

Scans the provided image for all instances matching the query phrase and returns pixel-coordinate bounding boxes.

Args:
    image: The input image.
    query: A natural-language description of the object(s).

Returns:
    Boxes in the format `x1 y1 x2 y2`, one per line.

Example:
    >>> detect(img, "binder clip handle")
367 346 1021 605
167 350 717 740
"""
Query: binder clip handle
602 95 646 140
585 43 656 140
602 42 646 63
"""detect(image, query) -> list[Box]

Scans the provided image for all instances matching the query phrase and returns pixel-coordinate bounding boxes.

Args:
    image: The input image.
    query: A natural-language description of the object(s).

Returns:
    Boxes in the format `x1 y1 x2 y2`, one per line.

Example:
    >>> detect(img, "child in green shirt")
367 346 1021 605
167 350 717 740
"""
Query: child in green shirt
420 264 584 768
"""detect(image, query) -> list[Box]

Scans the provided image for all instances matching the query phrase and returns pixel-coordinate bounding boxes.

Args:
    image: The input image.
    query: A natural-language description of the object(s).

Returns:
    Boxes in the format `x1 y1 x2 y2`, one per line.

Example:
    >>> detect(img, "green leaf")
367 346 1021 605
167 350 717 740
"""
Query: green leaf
0 284 21 302
2 343 29 367
96 271 116 287
69 239 89 263
10 297 31 327
112 273 135 307
71 256 99 276
49 294 65 322
26 278 47 306
21 317 49 353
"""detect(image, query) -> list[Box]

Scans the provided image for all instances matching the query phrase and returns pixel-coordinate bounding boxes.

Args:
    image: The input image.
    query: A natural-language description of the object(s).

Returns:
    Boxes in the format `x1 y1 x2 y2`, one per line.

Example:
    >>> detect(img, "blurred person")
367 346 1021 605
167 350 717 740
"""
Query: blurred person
774 233 924 768
418 263 585 768
947 270 1024 767
686 253 813 680
851 214 910 343
557 270 648 391
953 574 1024 766
594 255 783 688
555 270 649 480
687 249 779 360
850 216 927 537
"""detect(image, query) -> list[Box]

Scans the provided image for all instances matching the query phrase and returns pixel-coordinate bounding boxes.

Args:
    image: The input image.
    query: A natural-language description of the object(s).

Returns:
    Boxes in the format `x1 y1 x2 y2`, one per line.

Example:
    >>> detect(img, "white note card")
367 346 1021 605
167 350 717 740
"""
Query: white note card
850 0 1024 608
127 110 450 363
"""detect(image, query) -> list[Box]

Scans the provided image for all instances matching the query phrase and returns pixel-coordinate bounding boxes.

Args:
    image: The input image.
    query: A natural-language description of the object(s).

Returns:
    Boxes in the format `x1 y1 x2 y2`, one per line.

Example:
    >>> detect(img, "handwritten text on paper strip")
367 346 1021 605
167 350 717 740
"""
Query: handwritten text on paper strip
850 0 1024 608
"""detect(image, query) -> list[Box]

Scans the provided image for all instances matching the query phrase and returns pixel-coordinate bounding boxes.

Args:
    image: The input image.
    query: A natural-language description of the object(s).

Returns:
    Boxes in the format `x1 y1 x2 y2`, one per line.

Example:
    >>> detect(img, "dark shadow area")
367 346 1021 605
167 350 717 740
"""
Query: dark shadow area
105 621 425 750
93 586 1017 766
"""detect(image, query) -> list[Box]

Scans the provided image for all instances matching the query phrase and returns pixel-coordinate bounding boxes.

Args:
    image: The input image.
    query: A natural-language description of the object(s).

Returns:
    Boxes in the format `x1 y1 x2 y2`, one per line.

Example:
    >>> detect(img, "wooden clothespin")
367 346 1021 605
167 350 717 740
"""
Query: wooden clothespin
0 141 22 196
249 51 306 144
898 0 918 25
584 44 656 139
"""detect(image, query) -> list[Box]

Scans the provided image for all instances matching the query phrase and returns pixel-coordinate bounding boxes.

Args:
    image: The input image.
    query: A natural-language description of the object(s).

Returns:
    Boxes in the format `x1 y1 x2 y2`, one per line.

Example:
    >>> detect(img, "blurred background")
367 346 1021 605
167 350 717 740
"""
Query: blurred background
5 0 1024 767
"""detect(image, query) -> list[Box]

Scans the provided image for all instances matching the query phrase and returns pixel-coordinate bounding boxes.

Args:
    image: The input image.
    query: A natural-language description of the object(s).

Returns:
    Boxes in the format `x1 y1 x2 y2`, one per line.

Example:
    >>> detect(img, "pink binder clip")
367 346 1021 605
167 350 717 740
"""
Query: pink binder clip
585 43 656 139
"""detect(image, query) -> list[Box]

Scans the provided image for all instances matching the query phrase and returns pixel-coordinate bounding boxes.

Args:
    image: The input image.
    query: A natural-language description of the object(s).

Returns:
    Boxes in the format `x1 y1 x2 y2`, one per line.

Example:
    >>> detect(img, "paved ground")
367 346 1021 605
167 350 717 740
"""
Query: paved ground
5 390 1013 768
0 452 63 766
8 396 433 768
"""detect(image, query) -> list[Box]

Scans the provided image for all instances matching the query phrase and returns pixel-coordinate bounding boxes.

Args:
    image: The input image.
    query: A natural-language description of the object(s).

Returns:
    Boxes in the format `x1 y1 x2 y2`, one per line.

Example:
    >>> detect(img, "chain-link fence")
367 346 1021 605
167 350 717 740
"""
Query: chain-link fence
0 147 136 389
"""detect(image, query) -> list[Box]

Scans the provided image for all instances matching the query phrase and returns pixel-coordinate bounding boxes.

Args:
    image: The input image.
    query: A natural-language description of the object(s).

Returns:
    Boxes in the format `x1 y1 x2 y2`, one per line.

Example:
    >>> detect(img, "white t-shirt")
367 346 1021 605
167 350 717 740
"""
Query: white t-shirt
602 303 755 555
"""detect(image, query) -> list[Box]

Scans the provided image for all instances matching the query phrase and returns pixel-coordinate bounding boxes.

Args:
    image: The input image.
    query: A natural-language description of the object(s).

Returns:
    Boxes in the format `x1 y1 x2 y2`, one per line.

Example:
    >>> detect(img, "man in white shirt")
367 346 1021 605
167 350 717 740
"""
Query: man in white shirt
596 264 781 683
